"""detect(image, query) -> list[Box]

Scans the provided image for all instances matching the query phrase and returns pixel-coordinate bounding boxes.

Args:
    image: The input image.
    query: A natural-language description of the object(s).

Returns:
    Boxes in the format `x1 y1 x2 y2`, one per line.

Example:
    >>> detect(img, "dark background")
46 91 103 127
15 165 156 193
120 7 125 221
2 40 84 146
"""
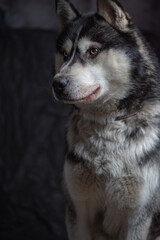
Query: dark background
0 1 160 240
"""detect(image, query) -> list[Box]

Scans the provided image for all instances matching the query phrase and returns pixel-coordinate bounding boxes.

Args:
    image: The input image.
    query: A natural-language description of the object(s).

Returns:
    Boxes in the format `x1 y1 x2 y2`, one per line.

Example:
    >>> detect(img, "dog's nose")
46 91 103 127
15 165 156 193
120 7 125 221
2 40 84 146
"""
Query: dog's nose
53 77 69 95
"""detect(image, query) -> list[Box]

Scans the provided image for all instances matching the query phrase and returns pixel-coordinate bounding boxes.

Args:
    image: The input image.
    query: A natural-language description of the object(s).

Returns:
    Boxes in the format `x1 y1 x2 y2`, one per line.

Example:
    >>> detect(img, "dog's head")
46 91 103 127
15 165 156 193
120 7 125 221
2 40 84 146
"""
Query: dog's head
53 0 138 106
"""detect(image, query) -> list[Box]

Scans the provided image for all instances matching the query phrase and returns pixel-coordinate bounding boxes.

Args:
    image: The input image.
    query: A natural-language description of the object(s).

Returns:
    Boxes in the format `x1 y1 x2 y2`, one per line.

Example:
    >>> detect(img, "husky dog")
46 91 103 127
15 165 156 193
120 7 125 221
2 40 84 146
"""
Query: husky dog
53 0 160 239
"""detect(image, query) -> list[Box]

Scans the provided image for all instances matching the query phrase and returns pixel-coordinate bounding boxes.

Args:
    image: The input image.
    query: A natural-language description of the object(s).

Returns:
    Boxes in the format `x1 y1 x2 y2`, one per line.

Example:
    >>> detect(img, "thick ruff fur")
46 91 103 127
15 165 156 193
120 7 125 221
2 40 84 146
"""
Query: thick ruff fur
53 0 160 239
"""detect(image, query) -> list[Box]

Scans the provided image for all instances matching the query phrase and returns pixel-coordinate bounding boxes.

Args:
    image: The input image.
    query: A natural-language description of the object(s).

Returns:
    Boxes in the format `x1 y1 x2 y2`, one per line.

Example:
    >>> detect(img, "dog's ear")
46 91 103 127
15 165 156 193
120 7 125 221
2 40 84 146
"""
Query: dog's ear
56 0 80 30
97 0 133 31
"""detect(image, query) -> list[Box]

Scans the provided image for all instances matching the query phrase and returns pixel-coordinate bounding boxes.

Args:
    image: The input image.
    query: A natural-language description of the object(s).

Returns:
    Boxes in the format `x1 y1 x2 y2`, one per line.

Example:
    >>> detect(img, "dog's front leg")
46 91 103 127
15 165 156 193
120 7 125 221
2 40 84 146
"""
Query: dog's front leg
66 203 92 240
124 216 152 240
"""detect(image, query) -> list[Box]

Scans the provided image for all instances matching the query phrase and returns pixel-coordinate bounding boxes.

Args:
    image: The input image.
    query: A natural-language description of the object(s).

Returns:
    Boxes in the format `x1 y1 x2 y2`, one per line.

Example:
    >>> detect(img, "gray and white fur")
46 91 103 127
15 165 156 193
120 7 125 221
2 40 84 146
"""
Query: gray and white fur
53 0 160 239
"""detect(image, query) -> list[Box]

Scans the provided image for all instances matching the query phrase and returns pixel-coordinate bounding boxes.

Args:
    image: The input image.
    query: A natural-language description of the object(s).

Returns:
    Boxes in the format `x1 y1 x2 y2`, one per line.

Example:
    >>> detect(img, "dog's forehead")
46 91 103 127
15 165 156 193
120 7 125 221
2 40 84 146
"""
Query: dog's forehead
56 15 89 49
56 13 134 56
57 14 103 51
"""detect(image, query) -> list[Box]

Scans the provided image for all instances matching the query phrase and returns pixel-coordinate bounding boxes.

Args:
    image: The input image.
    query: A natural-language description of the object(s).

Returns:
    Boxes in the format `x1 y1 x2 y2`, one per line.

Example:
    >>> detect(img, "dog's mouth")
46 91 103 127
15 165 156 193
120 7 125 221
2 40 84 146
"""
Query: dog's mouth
63 86 101 104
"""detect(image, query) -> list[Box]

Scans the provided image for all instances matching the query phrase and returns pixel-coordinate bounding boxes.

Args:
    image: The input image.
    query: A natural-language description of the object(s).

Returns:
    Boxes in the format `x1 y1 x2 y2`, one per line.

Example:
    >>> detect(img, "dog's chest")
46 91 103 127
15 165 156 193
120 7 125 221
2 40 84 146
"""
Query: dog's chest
65 112 159 234
67 113 138 177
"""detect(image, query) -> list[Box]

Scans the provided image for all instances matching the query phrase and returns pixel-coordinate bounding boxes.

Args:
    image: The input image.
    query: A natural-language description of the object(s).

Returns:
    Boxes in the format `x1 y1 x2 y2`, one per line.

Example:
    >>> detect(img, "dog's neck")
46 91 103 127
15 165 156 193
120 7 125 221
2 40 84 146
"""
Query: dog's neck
77 99 123 124
76 99 159 125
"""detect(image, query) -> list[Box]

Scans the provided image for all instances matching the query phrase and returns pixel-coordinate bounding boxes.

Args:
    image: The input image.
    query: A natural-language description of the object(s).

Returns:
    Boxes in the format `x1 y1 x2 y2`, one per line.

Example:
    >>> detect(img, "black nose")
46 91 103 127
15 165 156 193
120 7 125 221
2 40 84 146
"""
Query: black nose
53 77 69 95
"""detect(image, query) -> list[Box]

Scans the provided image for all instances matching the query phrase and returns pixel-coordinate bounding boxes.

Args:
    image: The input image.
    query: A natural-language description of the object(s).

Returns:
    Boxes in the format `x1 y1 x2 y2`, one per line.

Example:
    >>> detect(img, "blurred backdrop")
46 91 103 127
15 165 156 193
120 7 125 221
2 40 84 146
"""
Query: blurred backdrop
0 0 160 240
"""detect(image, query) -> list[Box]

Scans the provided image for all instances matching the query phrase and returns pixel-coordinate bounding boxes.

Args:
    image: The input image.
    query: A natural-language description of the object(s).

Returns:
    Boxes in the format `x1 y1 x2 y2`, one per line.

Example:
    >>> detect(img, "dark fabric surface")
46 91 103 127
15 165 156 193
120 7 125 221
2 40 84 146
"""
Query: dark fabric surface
0 16 160 240
0 0 159 35
0 29 71 240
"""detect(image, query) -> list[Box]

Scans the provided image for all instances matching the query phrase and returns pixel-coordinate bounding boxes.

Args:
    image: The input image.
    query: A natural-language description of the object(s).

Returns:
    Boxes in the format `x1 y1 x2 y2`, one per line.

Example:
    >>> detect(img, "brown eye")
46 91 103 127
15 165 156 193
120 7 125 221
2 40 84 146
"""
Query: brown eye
88 48 100 57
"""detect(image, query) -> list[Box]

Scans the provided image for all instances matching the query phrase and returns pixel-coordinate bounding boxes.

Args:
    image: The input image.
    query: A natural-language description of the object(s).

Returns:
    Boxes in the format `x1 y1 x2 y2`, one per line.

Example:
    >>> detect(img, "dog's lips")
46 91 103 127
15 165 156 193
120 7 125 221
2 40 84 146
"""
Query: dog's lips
78 86 101 102
64 86 101 103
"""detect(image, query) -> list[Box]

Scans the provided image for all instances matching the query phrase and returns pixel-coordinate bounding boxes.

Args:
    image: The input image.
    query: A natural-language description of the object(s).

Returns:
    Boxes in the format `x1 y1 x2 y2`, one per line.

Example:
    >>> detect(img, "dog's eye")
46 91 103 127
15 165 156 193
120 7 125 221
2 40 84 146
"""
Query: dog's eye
88 48 100 57
63 51 68 60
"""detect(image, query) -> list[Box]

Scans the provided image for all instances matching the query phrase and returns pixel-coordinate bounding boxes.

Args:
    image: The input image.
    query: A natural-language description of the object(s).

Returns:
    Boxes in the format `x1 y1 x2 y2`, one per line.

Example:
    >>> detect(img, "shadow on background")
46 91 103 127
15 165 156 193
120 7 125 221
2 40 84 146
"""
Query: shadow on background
0 1 160 239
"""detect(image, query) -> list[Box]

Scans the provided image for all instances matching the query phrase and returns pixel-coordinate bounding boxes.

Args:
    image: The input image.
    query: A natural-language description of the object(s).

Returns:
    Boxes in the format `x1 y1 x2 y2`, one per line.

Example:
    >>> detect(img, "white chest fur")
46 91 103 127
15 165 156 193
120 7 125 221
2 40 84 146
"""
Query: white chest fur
64 111 159 236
